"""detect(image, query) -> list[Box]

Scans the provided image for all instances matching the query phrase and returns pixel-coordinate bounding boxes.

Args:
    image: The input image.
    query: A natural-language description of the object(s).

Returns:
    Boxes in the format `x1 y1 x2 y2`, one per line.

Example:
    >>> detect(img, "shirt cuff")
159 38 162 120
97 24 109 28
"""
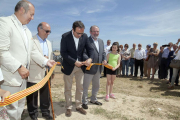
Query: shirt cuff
44 59 49 67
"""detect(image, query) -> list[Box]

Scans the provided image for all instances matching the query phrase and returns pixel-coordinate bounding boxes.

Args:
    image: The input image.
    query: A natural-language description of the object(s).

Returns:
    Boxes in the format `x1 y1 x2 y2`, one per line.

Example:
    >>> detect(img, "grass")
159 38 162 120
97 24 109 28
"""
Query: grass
90 107 124 119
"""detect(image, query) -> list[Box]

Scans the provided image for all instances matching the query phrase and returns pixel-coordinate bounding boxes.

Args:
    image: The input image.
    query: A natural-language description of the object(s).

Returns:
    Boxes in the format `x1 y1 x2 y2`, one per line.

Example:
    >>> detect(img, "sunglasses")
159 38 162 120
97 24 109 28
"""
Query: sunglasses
75 31 84 35
42 28 51 33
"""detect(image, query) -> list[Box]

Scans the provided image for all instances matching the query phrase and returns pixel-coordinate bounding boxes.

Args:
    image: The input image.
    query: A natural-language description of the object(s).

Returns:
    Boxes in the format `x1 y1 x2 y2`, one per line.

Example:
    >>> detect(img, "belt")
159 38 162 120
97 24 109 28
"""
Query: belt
162 57 167 59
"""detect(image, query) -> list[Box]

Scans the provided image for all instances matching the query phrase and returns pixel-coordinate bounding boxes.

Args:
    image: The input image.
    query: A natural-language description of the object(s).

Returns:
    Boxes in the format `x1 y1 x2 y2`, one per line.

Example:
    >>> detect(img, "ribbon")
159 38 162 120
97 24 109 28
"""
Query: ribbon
86 63 113 70
0 64 56 107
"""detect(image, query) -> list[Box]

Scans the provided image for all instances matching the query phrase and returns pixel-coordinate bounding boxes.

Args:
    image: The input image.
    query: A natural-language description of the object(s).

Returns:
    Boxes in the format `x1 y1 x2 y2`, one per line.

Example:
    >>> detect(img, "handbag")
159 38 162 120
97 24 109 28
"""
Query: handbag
170 59 180 69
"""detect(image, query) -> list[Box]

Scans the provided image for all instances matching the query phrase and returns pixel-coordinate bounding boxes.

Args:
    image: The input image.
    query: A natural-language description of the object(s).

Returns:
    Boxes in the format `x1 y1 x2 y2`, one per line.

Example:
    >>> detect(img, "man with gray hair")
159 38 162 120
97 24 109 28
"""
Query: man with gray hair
0 1 55 120
82 25 107 109
26 22 53 120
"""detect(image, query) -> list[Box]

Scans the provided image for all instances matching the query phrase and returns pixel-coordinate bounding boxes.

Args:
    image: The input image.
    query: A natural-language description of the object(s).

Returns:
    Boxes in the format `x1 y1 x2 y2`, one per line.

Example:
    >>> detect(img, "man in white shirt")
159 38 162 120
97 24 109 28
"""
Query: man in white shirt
103 40 111 77
0 1 55 120
134 44 146 78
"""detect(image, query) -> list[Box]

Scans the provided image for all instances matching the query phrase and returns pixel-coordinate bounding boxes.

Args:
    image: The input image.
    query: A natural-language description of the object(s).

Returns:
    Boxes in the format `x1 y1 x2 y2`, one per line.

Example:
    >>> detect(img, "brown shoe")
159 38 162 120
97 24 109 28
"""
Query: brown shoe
76 108 87 115
65 109 72 117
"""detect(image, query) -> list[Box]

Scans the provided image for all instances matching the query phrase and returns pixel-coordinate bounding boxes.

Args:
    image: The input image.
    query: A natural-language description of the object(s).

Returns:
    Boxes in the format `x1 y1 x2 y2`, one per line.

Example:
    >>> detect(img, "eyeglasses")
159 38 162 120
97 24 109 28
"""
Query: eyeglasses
75 31 84 35
41 28 51 33
153 44 157 46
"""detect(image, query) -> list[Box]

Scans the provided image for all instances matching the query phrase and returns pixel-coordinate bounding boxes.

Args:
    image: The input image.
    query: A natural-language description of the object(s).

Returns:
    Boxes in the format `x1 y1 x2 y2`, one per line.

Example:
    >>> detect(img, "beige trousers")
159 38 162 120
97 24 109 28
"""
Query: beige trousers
64 66 84 109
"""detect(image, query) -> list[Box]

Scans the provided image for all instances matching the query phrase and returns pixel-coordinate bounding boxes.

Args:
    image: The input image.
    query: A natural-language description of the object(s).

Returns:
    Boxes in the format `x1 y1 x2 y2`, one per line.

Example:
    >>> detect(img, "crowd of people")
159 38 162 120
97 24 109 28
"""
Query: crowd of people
0 0 180 120
104 39 180 88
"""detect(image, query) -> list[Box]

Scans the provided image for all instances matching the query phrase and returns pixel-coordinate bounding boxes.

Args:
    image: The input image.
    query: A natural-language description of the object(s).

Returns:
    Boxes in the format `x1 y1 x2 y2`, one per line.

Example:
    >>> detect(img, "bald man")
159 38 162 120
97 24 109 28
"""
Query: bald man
134 44 146 78
0 1 55 120
26 22 53 120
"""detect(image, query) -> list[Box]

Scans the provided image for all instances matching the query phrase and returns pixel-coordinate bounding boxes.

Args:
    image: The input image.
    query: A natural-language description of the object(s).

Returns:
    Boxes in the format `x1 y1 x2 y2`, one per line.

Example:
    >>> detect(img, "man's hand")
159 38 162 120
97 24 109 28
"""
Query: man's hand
102 60 107 65
1 90 11 102
18 66 29 79
85 58 92 66
47 60 56 67
178 38 180 43
75 61 84 67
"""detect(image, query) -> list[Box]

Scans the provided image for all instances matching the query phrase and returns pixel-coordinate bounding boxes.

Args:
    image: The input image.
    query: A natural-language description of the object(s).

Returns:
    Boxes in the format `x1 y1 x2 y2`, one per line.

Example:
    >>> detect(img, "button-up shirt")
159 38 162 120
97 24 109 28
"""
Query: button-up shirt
37 34 48 57
162 48 170 58
104 44 112 55
72 31 79 50
91 36 99 52
0 68 3 81
130 48 136 58
13 14 28 49
134 48 146 60
72 31 79 61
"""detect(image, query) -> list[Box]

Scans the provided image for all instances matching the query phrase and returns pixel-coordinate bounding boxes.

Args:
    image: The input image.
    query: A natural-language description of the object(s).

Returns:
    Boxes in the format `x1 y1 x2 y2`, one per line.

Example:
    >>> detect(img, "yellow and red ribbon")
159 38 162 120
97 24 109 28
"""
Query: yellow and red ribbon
86 63 113 70
0 64 56 107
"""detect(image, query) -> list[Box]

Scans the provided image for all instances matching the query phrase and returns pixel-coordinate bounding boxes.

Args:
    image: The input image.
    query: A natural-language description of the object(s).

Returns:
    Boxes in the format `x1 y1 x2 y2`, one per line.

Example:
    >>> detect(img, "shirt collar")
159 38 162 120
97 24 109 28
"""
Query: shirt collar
37 34 46 42
91 36 98 42
72 31 79 40
13 14 27 30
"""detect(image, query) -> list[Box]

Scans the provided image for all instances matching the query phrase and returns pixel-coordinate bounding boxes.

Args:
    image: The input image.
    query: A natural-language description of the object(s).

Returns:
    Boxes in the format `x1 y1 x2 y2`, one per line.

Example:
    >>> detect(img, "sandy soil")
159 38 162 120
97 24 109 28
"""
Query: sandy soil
22 66 180 120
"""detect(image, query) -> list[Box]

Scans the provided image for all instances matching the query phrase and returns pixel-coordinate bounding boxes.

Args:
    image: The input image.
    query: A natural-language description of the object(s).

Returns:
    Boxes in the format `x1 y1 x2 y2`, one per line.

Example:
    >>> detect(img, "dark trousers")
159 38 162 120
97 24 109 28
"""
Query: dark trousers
169 67 179 84
26 81 50 118
134 59 144 77
160 58 168 79
103 67 107 77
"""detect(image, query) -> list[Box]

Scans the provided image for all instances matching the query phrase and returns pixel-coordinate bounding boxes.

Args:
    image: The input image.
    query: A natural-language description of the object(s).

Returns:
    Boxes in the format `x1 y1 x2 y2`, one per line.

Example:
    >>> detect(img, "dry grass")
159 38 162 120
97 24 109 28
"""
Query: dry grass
22 66 180 120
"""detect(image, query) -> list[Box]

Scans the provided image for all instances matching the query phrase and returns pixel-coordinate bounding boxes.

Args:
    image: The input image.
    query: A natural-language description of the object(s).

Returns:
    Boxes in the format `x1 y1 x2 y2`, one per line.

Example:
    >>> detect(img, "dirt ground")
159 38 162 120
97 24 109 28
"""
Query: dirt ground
22 65 180 120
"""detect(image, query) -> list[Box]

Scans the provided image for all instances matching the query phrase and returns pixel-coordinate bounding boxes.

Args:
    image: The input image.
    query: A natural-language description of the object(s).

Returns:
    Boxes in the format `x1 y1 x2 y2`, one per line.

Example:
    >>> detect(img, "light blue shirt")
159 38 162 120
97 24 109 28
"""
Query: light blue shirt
162 48 170 58
37 34 48 57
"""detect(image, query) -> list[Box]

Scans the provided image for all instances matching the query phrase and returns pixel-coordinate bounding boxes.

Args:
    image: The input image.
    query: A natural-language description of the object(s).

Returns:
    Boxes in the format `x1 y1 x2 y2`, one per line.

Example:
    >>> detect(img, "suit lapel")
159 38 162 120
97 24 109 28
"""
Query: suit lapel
33 35 43 55
90 37 98 53
70 31 77 52
11 15 28 52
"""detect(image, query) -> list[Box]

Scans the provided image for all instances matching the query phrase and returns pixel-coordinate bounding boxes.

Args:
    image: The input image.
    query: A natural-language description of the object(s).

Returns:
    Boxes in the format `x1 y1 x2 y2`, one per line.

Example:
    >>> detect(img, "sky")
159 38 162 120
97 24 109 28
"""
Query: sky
0 0 180 50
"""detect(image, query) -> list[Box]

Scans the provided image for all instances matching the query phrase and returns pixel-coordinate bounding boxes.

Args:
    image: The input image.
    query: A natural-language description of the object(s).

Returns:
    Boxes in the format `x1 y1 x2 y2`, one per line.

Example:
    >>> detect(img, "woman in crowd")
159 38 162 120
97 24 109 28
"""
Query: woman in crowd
117 45 123 77
105 42 121 101
168 45 180 89
121 44 131 76
147 42 160 79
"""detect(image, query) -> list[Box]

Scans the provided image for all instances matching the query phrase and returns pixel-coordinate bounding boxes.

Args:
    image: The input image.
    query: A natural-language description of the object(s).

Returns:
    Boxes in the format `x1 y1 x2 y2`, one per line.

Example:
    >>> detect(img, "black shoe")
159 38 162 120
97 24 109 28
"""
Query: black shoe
82 104 88 109
175 83 179 86
42 114 53 120
90 101 102 105
133 76 137 77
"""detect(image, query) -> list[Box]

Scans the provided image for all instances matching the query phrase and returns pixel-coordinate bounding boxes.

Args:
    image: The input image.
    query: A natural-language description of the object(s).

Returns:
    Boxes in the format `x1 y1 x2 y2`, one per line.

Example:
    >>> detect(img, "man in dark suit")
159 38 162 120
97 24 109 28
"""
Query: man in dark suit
82 25 107 109
60 21 94 117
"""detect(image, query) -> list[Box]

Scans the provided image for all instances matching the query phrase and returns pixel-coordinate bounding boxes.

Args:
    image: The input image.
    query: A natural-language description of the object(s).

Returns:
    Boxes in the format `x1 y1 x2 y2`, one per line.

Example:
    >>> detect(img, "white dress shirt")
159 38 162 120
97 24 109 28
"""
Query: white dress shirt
104 44 112 55
91 36 99 52
72 31 79 50
0 68 3 81
14 14 28 49
37 34 49 57
72 31 79 61
134 48 146 60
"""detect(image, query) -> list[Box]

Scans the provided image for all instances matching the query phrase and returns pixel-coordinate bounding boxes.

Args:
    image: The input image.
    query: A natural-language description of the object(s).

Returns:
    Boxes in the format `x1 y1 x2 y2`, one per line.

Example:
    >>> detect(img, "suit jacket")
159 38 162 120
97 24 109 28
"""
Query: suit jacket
167 51 176 67
60 31 94 75
28 35 53 83
83 37 106 74
0 14 47 86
